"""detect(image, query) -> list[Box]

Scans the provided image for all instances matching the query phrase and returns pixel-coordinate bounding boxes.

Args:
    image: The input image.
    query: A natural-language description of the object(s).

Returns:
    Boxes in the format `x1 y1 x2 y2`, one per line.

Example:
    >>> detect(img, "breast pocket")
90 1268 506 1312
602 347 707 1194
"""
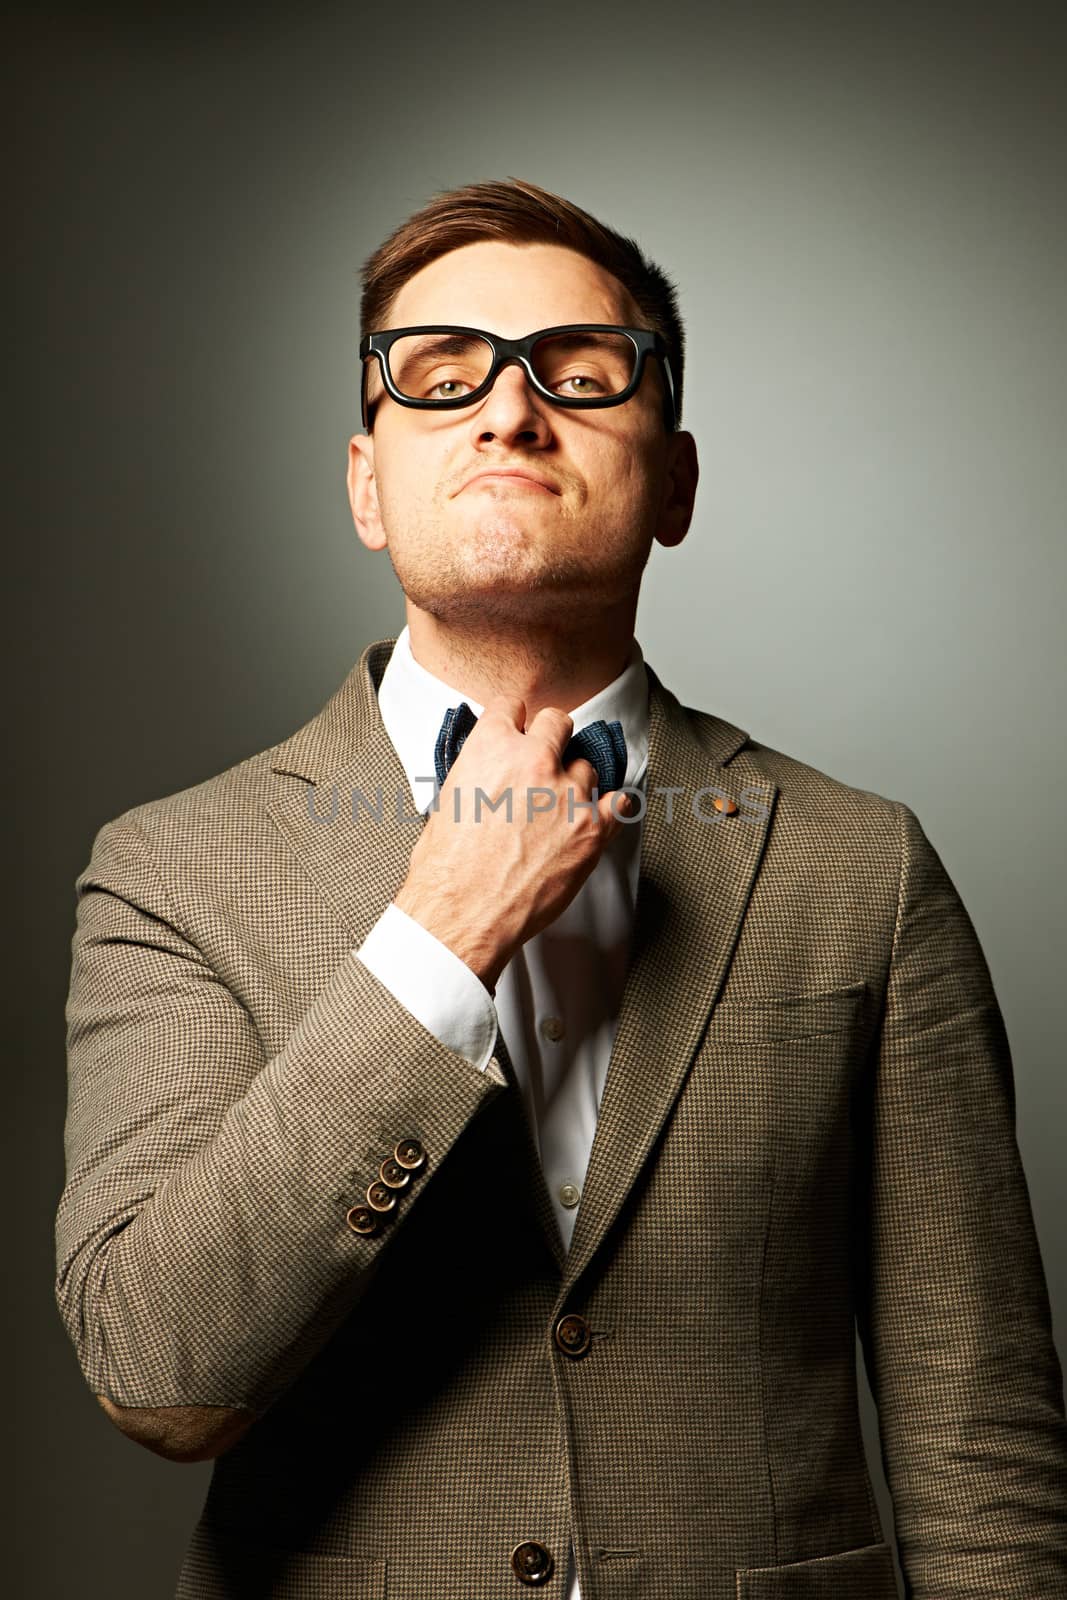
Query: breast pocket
673 982 870 1233
707 980 868 1044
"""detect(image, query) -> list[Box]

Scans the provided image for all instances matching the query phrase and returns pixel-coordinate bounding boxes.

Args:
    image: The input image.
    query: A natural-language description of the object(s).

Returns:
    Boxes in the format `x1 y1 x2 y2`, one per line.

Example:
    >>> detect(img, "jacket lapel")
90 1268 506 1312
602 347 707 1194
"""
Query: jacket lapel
264 640 778 1291
266 639 428 954
559 664 777 1295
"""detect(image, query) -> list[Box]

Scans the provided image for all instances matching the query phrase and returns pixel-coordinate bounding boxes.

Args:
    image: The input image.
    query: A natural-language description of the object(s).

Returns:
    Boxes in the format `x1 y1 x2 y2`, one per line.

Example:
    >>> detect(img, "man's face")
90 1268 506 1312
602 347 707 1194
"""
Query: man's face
347 240 697 632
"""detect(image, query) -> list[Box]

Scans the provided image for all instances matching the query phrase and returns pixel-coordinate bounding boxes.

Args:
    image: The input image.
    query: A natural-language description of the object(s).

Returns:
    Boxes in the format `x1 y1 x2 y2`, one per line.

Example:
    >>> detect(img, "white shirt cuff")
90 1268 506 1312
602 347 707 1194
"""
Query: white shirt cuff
354 902 499 1073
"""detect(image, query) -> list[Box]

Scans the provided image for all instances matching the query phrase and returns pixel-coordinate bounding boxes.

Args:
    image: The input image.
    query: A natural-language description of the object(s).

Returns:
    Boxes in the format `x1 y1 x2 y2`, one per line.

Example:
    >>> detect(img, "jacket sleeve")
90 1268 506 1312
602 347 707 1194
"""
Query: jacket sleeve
355 900 499 1072
854 801 1067 1596
55 814 507 1457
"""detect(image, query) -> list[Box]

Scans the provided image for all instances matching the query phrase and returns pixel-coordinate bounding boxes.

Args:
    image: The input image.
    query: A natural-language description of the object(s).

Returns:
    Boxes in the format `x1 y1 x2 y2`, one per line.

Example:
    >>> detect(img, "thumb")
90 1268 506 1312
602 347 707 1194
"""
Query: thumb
599 789 635 833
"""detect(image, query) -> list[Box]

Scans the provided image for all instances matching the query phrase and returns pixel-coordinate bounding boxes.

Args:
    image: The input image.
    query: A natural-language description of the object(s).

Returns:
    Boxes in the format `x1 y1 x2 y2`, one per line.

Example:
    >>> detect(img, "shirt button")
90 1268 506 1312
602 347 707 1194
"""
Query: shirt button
558 1182 581 1209
511 1541 554 1586
539 1015 565 1043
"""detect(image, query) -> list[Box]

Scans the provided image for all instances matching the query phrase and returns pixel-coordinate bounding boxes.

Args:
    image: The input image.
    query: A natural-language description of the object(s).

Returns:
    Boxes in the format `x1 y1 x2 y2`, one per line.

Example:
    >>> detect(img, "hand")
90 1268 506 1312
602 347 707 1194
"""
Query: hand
394 695 634 991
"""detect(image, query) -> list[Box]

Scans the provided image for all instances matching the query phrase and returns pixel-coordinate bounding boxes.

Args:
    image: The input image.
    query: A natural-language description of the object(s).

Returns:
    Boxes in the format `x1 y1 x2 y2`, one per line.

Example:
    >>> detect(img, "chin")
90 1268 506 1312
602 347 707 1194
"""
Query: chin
410 577 624 630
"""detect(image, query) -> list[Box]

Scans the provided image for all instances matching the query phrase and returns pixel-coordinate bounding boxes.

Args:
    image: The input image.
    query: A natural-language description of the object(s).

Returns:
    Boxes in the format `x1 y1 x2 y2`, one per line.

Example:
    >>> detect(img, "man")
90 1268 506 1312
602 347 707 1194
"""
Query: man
56 177 1067 1599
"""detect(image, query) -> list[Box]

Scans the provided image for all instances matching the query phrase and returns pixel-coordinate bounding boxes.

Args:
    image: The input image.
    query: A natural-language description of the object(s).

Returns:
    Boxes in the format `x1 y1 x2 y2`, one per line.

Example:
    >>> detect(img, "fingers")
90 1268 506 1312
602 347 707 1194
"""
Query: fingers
564 756 635 818
563 754 599 787
480 700 636 830
525 704 575 762
470 696 577 771
562 754 637 832
480 694 527 730
598 789 635 831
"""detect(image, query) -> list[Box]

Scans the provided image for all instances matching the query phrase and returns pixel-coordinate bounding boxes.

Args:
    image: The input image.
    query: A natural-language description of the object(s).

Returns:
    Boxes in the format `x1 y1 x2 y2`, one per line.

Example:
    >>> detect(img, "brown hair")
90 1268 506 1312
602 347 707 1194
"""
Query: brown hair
358 176 686 429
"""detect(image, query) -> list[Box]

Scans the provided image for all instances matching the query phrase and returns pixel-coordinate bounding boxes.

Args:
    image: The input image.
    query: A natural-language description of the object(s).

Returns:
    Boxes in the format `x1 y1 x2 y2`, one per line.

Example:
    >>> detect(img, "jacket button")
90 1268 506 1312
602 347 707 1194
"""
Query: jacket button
345 1205 379 1236
511 1541 554 1585
379 1156 411 1190
554 1313 592 1357
366 1180 397 1213
394 1137 426 1171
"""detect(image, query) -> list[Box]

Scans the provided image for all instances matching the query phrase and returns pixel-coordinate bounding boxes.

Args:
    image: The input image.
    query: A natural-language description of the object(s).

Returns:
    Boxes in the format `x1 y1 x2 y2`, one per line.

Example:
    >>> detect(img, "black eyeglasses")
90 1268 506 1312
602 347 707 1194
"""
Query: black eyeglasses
359 324 677 433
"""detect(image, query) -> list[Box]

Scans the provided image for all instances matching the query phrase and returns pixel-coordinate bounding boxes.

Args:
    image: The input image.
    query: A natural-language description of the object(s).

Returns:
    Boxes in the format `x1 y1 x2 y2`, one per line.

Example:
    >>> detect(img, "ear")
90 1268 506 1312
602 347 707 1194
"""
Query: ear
654 430 699 550
347 432 387 550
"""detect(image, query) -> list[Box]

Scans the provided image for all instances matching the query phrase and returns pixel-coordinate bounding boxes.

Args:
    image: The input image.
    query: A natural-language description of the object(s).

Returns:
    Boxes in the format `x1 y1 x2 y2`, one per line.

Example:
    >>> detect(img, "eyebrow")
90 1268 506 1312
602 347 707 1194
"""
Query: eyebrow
397 333 488 360
537 330 621 349
401 328 622 349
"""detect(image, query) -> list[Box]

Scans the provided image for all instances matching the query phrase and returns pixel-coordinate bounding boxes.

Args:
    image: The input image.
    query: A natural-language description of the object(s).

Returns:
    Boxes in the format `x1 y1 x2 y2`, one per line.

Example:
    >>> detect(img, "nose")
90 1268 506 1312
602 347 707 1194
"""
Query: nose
467 358 552 446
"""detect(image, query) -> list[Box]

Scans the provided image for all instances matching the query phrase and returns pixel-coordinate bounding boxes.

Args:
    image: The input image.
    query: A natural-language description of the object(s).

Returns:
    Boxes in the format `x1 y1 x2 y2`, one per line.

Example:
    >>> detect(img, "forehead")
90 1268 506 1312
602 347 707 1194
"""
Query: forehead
384 240 641 336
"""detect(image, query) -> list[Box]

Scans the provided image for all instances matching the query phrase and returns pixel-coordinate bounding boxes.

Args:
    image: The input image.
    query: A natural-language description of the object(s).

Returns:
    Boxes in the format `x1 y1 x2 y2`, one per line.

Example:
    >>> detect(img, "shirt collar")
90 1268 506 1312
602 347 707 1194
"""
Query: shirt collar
376 624 651 816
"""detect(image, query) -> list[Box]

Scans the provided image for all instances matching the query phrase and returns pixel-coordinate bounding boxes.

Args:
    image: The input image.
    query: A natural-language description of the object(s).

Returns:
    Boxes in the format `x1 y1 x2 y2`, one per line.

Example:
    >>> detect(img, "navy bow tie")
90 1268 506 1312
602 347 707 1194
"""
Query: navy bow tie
433 702 627 793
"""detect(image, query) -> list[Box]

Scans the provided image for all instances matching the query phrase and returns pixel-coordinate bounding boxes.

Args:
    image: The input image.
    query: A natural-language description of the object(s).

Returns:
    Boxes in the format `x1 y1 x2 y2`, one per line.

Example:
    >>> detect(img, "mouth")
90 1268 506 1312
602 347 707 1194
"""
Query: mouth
460 469 559 495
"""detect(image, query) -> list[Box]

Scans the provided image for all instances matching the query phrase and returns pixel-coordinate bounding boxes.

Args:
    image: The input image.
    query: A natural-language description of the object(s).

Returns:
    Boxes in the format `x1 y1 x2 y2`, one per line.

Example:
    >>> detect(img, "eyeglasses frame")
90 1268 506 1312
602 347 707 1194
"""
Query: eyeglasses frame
358 323 678 433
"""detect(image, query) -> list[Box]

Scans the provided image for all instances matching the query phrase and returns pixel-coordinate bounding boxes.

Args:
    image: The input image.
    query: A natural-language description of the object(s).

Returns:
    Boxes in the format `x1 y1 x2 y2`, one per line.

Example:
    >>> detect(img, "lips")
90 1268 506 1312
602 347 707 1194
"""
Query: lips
460 467 559 494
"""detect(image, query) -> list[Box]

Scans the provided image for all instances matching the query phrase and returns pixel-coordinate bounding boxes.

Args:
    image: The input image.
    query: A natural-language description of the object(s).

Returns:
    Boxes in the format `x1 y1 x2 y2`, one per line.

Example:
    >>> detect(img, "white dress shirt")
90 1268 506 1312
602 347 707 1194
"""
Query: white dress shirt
354 623 650 1600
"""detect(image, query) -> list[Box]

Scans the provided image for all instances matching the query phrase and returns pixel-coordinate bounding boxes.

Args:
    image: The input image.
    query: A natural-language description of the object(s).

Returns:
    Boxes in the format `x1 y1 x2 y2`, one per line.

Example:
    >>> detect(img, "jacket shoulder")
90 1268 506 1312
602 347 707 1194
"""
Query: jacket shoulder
88 740 284 848
686 703 904 823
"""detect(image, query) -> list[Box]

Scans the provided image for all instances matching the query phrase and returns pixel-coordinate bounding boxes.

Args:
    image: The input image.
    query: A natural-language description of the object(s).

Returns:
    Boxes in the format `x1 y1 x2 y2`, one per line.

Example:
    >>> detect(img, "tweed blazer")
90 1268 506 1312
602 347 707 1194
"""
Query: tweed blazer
56 637 1067 1600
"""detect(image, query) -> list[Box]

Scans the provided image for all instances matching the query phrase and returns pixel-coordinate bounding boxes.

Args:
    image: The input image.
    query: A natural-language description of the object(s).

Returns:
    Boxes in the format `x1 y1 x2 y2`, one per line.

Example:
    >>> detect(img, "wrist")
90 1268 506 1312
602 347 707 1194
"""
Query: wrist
393 883 508 992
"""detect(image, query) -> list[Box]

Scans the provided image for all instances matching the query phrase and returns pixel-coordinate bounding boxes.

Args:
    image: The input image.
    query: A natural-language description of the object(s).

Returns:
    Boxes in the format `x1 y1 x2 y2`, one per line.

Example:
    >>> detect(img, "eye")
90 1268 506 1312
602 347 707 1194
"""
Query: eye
427 377 474 399
556 372 607 396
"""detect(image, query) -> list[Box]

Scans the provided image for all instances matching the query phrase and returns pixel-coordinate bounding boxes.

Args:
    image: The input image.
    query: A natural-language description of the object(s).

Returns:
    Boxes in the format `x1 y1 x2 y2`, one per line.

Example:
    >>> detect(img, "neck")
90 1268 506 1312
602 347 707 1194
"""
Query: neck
405 600 638 721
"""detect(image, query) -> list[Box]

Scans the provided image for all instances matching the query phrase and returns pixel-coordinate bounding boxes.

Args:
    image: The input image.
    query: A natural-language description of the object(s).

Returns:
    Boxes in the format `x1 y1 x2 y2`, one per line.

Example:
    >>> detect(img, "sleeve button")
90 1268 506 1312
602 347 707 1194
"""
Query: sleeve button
346 1205 379 1236
366 1180 397 1213
394 1137 426 1171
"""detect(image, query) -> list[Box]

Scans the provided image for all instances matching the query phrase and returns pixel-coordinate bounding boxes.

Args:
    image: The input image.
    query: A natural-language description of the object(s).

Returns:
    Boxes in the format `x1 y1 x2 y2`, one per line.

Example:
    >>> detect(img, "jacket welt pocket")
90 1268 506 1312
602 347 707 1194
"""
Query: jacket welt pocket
708 982 867 1044
175 1529 386 1599
736 1538 897 1598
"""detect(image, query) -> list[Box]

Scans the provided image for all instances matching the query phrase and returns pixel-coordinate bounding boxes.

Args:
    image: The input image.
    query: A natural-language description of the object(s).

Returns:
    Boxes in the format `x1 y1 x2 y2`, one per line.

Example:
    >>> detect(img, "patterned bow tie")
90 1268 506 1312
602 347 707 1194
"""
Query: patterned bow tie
433 702 628 793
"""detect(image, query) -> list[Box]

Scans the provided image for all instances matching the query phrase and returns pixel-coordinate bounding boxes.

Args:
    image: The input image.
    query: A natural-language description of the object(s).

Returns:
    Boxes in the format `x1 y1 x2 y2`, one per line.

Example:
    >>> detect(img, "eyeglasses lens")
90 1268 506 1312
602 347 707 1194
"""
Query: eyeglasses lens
386 330 638 404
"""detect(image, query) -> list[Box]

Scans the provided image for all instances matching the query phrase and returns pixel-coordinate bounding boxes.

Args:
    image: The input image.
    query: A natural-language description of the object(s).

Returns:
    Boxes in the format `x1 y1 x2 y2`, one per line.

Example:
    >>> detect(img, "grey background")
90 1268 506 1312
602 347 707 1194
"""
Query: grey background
10 3 1065 1595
